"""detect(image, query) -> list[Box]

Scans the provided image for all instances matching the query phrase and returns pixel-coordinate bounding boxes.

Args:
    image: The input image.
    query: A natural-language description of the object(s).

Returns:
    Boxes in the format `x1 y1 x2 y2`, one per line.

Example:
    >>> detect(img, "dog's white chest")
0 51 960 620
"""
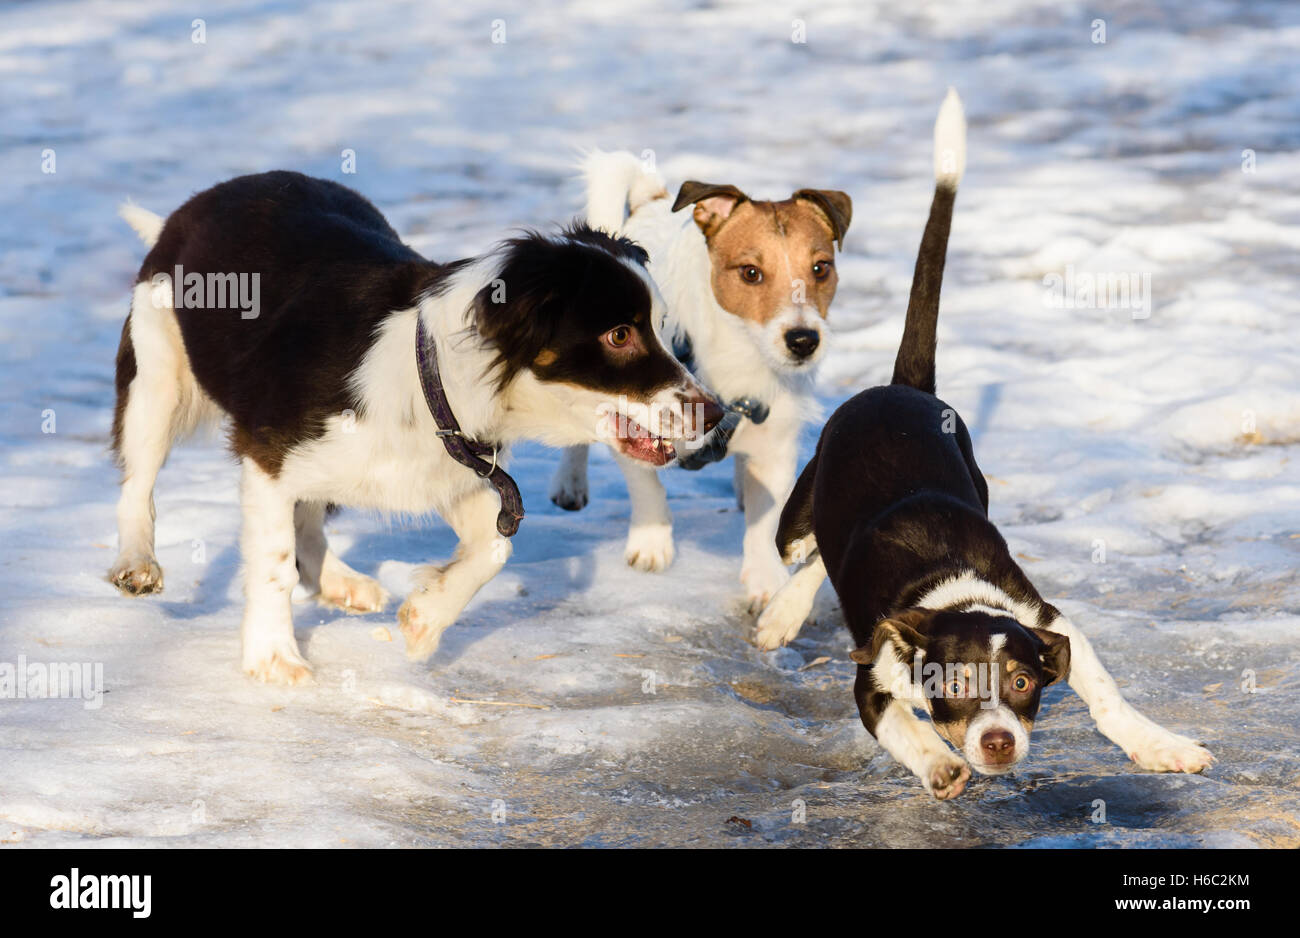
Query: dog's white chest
281 419 482 514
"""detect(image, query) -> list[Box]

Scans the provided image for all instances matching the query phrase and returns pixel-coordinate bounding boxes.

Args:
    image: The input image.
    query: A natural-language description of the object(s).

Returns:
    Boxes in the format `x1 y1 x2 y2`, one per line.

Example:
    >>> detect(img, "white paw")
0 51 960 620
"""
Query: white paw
319 568 388 614
924 754 972 800
398 594 453 661
243 645 313 686
625 524 675 573
742 556 789 614
108 554 164 595
755 589 809 650
1126 728 1214 774
549 468 589 512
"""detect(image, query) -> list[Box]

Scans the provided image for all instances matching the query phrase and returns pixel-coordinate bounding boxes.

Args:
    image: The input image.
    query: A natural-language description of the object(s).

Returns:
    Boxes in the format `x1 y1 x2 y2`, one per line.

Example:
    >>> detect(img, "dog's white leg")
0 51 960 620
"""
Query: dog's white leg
1046 615 1213 773
398 485 511 661
293 502 388 614
549 444 590 511
109 284 185 596
738 447 795 612
875 699 971 800
755 554 826 650
615 452 675 572
240 459 312 685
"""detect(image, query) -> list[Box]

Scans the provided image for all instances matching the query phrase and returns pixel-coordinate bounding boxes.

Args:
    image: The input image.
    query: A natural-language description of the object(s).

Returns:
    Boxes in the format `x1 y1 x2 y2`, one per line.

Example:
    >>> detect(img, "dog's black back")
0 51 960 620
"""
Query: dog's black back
125 171 445 471
776 180 1050 650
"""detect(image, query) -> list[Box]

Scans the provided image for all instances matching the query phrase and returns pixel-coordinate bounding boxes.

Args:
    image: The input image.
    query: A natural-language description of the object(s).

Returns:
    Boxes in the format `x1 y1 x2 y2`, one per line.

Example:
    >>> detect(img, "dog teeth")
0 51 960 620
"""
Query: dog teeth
652 439 661 450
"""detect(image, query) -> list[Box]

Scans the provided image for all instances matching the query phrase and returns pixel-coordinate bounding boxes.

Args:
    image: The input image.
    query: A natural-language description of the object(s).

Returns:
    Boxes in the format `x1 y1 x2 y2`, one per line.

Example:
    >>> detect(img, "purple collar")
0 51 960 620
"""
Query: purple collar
415 315 524 537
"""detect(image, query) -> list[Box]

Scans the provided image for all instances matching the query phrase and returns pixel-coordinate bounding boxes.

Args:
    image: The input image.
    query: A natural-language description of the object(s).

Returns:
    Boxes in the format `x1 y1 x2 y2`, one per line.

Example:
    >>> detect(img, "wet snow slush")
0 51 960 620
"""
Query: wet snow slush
0 0 1297 846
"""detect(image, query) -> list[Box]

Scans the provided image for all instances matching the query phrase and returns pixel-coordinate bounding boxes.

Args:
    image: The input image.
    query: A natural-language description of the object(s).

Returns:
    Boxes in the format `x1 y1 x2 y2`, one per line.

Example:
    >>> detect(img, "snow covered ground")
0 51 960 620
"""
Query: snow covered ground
1 0 1298 847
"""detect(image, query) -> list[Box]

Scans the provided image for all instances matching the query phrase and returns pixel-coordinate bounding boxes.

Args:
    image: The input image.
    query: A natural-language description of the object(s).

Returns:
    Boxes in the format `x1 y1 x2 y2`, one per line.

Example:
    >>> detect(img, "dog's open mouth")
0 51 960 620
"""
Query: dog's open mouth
612 416 678 467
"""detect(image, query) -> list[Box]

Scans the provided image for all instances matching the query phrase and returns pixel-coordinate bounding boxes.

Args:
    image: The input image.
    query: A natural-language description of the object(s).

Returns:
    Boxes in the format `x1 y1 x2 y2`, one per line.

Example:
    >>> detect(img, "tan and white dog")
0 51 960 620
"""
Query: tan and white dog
550 152 851 610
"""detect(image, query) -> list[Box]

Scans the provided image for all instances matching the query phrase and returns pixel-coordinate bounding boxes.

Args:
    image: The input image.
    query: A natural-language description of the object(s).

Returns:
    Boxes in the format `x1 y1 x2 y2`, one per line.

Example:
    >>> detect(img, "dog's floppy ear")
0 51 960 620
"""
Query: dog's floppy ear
672 181 748 238
472 232 567 390
1030 628 1071 686
850 609 930 665
793 188 852 250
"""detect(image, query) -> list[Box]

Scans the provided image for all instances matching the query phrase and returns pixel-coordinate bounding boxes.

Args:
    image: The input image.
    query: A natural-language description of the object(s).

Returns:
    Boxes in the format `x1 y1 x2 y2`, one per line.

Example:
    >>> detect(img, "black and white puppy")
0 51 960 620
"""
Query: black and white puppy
109 171 719 684
759 92 1213 798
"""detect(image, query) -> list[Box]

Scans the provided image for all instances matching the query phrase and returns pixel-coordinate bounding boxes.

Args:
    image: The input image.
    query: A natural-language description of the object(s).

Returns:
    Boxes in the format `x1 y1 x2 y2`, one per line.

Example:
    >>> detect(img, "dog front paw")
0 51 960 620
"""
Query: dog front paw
319 568 388 614
108 555 164 596
625 524 674 572
243 647 313 686
742 558 789 614
398 595 452 661
925 755 972 800
1127 731 1214 774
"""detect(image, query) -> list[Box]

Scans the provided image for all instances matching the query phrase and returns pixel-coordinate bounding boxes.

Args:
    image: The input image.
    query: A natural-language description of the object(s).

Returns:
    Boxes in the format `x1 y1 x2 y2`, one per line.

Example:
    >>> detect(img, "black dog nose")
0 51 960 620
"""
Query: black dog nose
980 730 1016 763
784 328 820 359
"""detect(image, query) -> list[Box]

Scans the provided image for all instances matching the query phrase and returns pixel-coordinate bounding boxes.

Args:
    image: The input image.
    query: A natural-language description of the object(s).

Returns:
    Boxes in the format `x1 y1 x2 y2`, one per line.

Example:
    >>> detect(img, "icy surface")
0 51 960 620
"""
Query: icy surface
1 0 1298 847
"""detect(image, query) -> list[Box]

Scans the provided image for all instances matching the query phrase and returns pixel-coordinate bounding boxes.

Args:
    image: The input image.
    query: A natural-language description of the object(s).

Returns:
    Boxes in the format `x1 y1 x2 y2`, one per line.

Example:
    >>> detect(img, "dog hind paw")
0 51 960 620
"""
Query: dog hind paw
742 560 789 615
755 593 808 650
1128 732 1214 774
319 569 388 614
108 556 164 596
549 473 589 512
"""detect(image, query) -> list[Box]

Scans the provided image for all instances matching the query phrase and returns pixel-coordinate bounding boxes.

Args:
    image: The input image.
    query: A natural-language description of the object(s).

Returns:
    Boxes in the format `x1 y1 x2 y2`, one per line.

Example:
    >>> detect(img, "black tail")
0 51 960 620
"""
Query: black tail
891 88 965 395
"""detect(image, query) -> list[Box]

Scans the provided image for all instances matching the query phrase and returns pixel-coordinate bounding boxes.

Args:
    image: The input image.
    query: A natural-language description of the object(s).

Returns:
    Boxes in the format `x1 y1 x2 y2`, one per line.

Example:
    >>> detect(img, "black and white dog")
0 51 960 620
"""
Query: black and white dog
758 92 1213 798
109 171 719 684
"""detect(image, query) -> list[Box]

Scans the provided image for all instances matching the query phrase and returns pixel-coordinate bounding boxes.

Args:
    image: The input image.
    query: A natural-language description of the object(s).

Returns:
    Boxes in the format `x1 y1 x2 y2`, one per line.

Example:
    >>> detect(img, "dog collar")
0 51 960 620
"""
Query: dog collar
415 315 524 537
671 331 768 471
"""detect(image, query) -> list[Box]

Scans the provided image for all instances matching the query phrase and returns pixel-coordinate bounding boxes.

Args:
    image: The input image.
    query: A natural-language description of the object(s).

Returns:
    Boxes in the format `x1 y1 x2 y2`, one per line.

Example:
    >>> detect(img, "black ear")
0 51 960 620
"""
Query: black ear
850 609 929 665
672 181 749 238
1030 628 1071 686
793 188 853 250
472 233 564 390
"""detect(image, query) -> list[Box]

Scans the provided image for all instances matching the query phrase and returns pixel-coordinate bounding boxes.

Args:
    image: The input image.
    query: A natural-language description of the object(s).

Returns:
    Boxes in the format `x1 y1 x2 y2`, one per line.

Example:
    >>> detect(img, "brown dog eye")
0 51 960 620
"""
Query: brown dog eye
605 326 632 348
812 260 833 281
740 266 762 284
1012 675 1032 693
947 679 964 697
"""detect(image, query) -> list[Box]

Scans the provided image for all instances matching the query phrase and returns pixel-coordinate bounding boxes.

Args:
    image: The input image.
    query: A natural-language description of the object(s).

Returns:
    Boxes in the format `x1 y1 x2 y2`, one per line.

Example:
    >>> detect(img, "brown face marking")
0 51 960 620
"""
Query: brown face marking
697 196 843 325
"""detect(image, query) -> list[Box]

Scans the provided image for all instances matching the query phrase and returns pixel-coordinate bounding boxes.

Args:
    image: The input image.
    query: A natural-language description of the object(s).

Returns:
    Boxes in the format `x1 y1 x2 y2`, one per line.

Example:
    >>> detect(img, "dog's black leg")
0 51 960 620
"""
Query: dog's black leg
775 451 818 564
